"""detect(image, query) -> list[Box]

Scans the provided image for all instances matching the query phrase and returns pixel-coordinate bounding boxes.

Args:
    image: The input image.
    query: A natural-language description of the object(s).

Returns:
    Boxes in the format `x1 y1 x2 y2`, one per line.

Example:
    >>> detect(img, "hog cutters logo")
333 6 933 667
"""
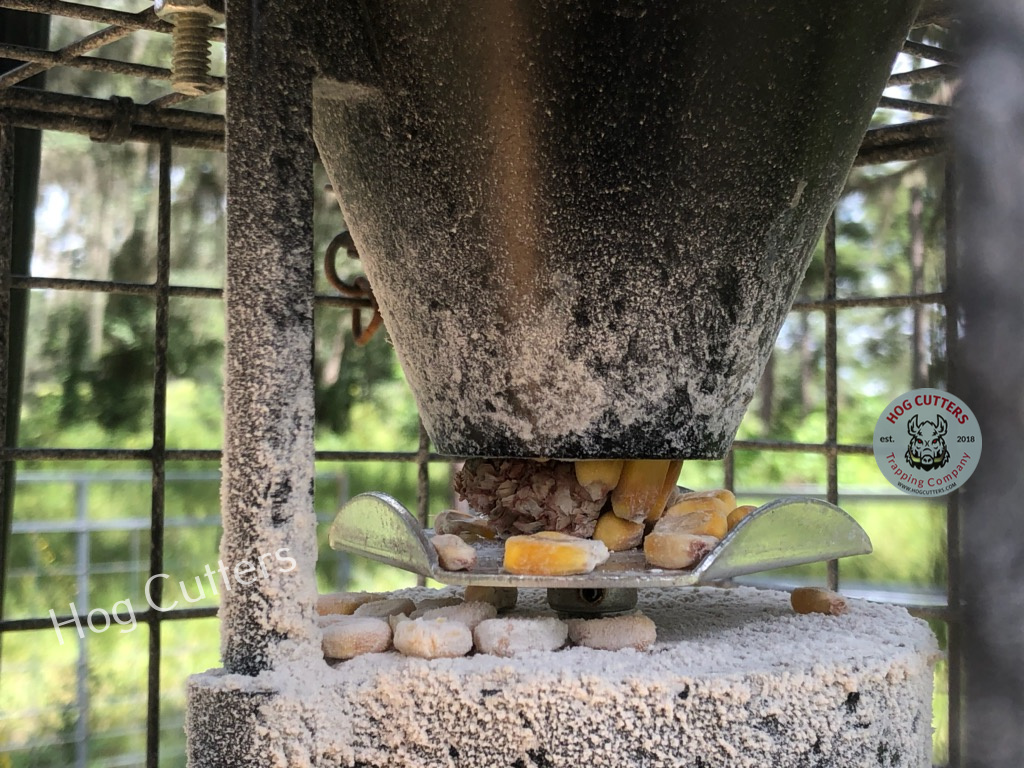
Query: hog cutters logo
904 414 950 471
873 388 981 497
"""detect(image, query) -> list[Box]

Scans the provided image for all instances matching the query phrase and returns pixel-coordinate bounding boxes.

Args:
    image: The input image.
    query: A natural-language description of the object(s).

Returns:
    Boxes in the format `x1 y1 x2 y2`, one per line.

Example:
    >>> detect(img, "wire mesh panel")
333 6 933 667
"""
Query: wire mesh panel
0 2 961 766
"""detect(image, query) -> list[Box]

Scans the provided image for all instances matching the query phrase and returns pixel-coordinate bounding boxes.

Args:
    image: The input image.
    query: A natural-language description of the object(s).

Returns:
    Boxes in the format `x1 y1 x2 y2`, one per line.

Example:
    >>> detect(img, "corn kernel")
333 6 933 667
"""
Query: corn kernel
790 587 848 616
322 616 391 659
592 511 645 552
430 533 478 571
726 504 757 531
661 498 729 539
646 459 684 523
611 460 671 522
574 460 625 500
675 488 737 510
643 523 719 570
503 531 610 576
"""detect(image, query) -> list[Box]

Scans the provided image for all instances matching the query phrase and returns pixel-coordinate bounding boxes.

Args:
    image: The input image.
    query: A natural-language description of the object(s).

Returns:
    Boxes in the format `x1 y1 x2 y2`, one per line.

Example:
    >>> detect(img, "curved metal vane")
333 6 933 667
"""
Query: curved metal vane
329 492 872 589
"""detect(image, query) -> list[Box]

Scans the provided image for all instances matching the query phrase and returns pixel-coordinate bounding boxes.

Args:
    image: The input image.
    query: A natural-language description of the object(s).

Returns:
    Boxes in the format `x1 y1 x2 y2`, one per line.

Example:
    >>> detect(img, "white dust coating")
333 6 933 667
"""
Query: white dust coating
473 615 569 657
317 592 385 616
393 617 474 660
219 237 322 671
429 533 478 571
321 617 391 660
352 597 416 619
566 612 658 652
187 587 938 767
312 89 775 459
418 601 497 631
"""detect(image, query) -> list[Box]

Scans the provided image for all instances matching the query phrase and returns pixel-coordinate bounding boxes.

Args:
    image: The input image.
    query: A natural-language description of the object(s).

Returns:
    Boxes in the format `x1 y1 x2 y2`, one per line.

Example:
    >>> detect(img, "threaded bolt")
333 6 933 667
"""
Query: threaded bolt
169 12 213 97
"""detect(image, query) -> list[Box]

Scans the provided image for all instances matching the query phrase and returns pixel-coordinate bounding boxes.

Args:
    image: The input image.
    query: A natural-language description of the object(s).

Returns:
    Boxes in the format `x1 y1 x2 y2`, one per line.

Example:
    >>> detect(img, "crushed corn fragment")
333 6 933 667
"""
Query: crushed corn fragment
430 533 478 571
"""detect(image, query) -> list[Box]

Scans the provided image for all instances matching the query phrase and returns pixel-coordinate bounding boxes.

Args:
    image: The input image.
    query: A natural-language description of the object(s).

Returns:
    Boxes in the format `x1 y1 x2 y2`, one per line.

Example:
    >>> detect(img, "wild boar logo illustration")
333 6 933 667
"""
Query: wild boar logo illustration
905 414 950 471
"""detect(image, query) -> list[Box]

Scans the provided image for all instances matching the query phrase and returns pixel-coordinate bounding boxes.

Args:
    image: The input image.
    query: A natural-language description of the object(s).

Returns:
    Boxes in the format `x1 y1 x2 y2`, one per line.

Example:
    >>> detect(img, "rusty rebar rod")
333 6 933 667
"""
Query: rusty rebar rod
1 86 223 133
888 63 957 87
879 95 952 117
860 117 947 148
0 22 133 88
792 291 946 311
0 106 222 148
903 38 958 65
0 42 176 82
0 0 224 41
855 138 946 166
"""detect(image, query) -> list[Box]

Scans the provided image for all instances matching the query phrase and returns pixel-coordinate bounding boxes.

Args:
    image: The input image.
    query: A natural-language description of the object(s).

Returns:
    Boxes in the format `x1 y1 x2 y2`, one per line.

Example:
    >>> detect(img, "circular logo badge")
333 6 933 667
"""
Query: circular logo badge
873 388 981 496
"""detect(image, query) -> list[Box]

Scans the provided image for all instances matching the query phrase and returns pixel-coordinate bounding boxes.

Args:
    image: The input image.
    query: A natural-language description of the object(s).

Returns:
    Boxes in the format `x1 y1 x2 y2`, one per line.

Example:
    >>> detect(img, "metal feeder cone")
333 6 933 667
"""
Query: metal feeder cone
313 1 922 459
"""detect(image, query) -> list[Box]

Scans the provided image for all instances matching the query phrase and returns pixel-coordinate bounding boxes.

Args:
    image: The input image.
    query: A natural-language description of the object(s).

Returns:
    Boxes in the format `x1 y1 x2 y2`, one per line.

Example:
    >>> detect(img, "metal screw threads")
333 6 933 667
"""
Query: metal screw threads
170 13 213 97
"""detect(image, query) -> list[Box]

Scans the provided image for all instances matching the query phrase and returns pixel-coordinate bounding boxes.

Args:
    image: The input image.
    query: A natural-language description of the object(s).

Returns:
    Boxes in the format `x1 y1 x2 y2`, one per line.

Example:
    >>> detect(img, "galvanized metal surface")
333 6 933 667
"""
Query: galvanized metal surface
314 0 922 460
329 492 872 589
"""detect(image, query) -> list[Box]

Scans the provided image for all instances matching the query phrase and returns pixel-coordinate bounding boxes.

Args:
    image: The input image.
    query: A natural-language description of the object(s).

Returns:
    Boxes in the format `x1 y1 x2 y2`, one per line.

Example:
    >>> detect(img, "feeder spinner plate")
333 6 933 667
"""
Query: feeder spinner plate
328 493 872 588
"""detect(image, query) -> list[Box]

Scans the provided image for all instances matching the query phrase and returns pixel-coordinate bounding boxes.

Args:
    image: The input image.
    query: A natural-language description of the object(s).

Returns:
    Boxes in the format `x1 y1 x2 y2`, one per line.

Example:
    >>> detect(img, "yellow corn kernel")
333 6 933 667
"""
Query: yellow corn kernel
574 460 625 499
675 488 737 510
661 498 729 539
503 531 610 576
592 511 645 552
726 504 757 531
646 459 684 523
643 521 719 570
790 587 848 616
611 460 671 522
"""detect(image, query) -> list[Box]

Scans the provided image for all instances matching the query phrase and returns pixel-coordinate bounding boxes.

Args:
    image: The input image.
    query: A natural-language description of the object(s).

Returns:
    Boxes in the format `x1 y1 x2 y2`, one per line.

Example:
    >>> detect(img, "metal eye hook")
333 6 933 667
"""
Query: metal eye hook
324 231 384 346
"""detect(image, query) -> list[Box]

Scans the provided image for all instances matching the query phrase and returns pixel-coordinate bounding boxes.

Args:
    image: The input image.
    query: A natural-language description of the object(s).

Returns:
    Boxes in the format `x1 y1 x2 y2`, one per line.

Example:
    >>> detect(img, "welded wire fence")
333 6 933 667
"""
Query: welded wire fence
1 2 960 767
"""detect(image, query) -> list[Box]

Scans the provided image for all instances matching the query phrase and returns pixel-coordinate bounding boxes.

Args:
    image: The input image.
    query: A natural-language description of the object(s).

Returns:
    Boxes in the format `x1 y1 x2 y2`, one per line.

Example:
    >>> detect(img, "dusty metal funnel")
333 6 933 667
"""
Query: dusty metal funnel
313 1 921 459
